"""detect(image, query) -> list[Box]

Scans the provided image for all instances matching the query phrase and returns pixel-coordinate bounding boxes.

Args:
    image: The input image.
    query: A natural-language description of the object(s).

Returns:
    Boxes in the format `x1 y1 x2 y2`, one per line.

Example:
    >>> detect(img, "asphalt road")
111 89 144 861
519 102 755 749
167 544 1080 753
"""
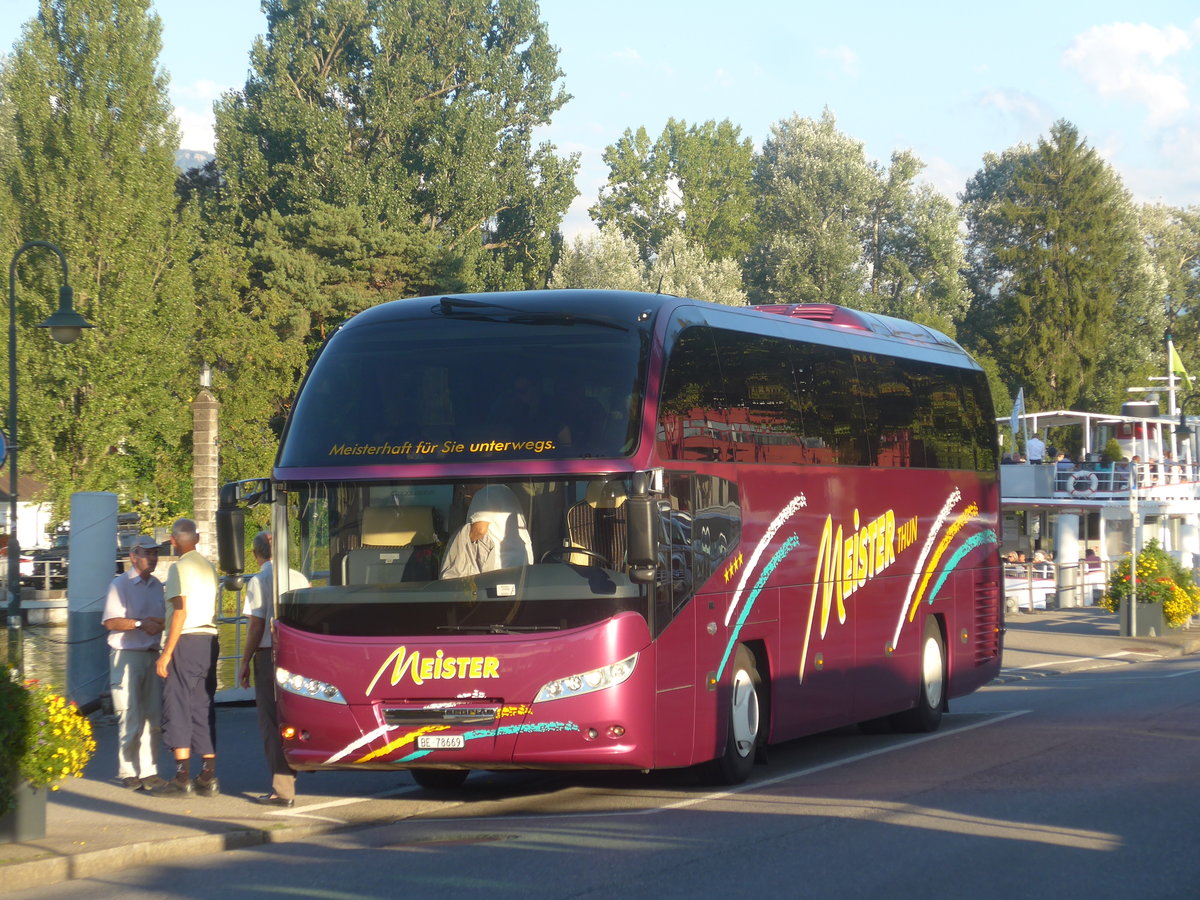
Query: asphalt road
10 649 1200 900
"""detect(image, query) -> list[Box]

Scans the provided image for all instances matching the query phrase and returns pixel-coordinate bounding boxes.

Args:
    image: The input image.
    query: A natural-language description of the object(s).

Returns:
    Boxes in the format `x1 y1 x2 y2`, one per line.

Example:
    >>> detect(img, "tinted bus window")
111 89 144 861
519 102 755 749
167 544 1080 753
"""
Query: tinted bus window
280 314 649 467
657 324 995 471
656 326 728 462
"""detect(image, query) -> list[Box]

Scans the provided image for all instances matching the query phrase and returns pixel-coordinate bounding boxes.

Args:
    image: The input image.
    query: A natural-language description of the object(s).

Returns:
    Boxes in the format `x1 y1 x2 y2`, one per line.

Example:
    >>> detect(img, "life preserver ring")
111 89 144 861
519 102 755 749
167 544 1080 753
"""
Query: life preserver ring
1068 472 1098 497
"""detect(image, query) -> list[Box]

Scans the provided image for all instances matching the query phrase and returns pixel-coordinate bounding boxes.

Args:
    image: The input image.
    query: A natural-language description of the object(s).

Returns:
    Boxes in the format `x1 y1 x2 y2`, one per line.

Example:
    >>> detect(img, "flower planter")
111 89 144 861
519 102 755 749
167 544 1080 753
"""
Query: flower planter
1120 603 1168 637
0 779 47 843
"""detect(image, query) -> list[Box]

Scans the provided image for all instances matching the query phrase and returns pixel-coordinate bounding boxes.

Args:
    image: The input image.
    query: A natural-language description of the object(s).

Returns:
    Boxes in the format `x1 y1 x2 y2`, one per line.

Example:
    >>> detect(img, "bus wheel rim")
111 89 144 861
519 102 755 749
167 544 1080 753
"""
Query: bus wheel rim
730 668 759 757
922 635 944 709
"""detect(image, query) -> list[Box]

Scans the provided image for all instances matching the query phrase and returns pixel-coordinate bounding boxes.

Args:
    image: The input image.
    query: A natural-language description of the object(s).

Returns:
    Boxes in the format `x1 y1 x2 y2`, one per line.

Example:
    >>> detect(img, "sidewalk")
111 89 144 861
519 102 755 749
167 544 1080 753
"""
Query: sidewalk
3 608 1199 893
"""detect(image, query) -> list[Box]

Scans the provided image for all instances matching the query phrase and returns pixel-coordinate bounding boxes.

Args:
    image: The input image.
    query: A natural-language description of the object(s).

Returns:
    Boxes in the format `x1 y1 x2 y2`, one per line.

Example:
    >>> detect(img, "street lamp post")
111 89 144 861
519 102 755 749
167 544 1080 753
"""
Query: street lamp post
6 240 93 680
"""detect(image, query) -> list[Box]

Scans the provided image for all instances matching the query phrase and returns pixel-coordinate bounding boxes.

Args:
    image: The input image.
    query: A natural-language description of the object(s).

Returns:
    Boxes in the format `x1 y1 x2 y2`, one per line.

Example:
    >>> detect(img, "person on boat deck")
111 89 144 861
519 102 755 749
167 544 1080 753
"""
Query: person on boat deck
1032 550 1053 578
1026 433 1045 464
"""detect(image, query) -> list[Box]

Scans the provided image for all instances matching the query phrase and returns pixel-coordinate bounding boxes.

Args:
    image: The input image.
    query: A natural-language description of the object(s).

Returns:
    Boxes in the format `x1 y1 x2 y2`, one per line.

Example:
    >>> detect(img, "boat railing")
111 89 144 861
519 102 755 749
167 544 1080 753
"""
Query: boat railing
1001 461 1200 501
1003 560 1111 612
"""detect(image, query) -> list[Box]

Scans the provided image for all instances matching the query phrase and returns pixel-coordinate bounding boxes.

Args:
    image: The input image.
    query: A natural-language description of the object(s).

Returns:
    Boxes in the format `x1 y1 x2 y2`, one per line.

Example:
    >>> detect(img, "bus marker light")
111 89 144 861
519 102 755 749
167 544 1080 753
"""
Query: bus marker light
586 728 598 740
281 725 299 741
608 726 625 738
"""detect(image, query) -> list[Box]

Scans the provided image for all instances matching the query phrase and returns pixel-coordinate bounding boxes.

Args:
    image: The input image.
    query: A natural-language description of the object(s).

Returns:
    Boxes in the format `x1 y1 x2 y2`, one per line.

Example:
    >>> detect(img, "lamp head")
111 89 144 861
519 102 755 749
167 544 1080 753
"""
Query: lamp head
37 284 92 345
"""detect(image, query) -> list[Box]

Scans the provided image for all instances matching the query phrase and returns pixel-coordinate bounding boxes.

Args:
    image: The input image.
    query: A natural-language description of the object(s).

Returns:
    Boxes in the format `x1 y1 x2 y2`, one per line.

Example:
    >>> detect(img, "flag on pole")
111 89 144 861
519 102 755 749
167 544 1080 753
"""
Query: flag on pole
1010 387 1025 437
1169 343 1191 382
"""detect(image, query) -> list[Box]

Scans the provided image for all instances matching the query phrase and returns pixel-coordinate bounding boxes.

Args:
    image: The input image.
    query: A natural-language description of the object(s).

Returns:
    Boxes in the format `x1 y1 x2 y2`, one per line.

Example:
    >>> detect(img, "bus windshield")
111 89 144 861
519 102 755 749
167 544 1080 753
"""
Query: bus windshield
278 308 650 468
278 477 653 637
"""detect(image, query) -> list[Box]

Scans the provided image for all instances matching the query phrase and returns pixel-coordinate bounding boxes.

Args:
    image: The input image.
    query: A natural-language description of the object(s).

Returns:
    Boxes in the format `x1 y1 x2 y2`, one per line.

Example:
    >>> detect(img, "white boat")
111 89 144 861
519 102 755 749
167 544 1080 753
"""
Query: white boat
998 399 1200 616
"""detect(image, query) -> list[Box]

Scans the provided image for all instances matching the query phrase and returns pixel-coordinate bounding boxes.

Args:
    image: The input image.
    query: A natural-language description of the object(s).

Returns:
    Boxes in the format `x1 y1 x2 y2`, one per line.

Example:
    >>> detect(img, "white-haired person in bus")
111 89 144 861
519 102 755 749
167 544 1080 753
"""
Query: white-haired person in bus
440 484 534 579
238 531 310 807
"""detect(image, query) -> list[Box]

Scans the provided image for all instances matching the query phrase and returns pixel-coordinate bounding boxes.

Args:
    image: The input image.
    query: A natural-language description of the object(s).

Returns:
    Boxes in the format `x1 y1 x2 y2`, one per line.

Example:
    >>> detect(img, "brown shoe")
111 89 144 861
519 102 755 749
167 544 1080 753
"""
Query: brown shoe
119 776 142 790
140 775 168 791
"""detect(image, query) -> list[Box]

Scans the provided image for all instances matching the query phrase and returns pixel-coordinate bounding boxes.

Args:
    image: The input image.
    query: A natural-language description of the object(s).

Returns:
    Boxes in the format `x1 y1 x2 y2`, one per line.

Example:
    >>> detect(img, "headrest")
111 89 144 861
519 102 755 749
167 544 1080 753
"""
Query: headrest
585 481 627 509
362 506 436 546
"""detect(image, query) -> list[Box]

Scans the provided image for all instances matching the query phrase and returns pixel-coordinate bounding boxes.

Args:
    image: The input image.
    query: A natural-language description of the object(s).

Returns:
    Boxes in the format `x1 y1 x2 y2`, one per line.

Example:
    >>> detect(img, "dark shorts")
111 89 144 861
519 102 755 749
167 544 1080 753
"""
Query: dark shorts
161 633 219 755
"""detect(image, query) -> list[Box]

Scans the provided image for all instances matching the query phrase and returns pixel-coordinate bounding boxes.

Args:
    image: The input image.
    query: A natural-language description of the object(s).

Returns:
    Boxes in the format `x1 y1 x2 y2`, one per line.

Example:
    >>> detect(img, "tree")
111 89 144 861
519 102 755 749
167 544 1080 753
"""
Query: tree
549 228 746 305
1140 203 1200 364
590 126 675 263
647 231 747 306
960 121 1161 412
548 229 644 292
214 0 577 316
591 118 756 265
859 152 968 333
1 0 195 518
748 109 875 306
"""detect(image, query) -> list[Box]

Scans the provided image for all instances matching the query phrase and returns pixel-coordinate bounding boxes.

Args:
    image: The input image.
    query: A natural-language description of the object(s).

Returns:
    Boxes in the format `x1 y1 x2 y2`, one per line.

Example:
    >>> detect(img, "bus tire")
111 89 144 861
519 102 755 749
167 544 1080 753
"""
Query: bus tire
891 617 946 733
711 645 764 784
411 768 470 790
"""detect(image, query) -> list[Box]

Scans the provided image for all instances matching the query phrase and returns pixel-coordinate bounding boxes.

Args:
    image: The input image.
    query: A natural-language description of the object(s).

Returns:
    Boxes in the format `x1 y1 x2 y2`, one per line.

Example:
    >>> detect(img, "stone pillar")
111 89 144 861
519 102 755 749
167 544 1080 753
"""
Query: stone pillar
192 375 219 560
1055 513 1081 608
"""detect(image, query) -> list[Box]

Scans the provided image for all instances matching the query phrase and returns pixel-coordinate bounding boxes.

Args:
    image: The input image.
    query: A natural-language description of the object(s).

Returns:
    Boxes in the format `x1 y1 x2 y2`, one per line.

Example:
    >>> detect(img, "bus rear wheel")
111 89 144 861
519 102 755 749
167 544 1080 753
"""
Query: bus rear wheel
411 769 470 790
711 645 764 784
891 617 945 733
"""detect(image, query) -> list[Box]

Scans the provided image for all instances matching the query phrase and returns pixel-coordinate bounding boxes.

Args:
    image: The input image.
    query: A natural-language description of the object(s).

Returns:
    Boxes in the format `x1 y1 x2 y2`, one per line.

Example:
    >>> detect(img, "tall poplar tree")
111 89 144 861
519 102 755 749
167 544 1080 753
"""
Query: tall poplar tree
2 0 195 518
212 0 577 350
961 121 1160 412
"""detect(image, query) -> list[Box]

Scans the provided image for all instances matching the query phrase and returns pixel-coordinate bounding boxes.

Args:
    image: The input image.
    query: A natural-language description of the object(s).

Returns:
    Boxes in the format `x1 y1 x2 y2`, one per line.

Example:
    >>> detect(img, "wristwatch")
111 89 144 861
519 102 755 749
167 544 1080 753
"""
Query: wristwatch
134 620 143 629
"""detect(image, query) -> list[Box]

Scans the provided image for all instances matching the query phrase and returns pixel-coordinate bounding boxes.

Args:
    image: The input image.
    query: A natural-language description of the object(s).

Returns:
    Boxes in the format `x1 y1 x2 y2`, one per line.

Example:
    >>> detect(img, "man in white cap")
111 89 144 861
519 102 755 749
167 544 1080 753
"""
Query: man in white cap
102 535 167 790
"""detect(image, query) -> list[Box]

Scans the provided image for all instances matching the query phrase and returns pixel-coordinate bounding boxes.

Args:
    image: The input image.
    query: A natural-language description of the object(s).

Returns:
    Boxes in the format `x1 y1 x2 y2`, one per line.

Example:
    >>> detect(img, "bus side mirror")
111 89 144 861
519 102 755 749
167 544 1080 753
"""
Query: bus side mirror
216 507 245 589
626 495 657 584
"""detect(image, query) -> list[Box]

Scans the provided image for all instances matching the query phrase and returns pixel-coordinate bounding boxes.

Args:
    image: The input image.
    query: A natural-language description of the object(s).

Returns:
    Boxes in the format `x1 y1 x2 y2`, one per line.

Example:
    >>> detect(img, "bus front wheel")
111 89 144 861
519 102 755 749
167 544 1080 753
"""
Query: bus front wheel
411 769 470 790
892 617 946 733
712 645 764 784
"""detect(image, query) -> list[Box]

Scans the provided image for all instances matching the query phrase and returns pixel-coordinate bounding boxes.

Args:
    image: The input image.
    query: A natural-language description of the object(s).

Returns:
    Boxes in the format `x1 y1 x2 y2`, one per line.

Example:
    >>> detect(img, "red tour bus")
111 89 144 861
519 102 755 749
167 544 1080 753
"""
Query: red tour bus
217 290 1003 787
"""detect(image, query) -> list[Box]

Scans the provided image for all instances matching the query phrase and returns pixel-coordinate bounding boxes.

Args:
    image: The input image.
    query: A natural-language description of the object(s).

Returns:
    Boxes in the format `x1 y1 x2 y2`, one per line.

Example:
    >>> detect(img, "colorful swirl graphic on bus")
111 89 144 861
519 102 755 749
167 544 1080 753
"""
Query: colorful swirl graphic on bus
320 705 579 766
716 489 997 683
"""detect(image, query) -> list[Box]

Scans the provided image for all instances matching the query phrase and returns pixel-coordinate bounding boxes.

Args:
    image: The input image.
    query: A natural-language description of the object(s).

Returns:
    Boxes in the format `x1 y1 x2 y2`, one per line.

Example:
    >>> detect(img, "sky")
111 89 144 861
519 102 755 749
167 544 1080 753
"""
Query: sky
3 1 1200 239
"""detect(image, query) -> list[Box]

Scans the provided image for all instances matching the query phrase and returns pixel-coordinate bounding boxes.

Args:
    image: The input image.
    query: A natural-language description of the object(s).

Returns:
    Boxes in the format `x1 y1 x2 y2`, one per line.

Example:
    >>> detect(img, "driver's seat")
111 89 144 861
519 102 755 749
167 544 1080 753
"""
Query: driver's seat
564 481 627 568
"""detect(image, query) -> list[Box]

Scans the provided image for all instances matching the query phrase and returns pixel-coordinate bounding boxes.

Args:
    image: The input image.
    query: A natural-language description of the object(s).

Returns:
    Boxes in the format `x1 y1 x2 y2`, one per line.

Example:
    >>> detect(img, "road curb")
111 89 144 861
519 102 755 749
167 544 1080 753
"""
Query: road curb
3 829 266 893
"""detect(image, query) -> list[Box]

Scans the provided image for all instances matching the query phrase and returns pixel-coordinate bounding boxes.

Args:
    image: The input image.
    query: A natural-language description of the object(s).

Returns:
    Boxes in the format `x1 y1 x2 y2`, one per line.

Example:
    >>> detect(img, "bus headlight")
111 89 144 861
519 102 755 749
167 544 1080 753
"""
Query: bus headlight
534 653 638 703
276 666 347 704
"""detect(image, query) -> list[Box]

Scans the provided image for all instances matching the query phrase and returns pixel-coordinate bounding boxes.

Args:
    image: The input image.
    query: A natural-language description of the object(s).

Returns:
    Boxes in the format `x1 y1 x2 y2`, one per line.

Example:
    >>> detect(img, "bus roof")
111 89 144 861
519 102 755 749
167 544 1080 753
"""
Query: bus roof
336 290 975 366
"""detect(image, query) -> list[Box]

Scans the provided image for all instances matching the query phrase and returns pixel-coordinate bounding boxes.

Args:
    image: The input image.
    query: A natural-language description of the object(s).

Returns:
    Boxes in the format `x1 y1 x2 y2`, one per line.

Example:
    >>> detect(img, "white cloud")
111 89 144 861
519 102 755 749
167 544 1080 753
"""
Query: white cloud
978 88 1049 127
174 78 226 104
174 105 215 153
1063 22 1193 123
817 45 858 77
171 79 229 153
610 47 642 63
919 155 973 203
